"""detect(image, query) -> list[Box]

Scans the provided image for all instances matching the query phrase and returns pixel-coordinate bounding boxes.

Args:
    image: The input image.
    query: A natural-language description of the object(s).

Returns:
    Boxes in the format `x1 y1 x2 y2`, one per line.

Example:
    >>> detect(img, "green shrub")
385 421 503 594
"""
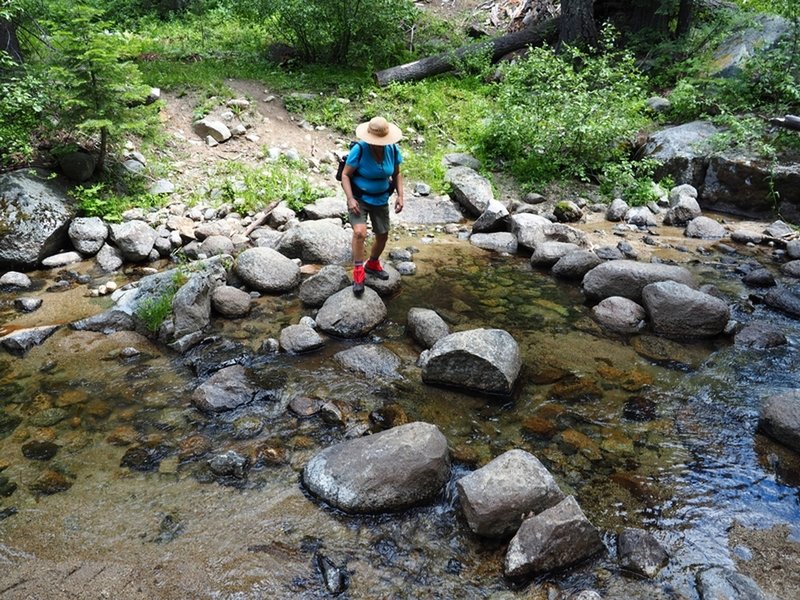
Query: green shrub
0 53 43 165
242 0 417 66
479 28 650 186
599 159 664 206
135 270 187 333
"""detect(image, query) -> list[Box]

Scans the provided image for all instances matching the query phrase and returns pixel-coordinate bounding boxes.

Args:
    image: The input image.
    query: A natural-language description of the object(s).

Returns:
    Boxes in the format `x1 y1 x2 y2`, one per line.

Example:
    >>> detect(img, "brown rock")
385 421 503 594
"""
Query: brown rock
106 426 139 446
560 429 602 461
289 396 322 417
30 469 72 495
522 416 558 439
178 435 212 462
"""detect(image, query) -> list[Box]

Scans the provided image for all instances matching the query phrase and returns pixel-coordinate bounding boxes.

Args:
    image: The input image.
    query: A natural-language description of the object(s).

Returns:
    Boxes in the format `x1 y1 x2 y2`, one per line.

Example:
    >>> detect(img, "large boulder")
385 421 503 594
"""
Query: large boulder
530 242 580 267
172 262 227 339
582 260 696 303
316 287 387 338
685 216 726 239
758 390 800 453
191 364 261 412
68 217 108 256
504 496 604 578
642 121 718 190
234 247 301 293
302 421 450 513
299 265 350 307
0 169 76 270
407 308 450 349
472 200 509 233
302 196 348 220
470 232 518 254
696 567 774 600
365 263 402 296
592 296 646 334
110 220 158 262
421 328 521 395
710 13 791 78
277 219 351 264
764 287 800 319
642 281 730 338
394 195 464 225
457 449 565 538
510 213 551 251
444 166 493 217
552 251 602 280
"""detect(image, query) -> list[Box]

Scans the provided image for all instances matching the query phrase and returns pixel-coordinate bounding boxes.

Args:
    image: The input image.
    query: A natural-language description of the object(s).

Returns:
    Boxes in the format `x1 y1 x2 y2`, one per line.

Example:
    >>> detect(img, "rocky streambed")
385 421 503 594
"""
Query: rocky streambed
1 162 800 598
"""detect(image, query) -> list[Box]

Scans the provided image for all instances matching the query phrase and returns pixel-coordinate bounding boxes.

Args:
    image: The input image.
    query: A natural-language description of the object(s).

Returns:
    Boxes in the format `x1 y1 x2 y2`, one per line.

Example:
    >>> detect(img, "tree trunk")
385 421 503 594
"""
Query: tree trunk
373 18 558 87
559 0 597 48
629 0 670 35
0 18 23 64
676 0 694 37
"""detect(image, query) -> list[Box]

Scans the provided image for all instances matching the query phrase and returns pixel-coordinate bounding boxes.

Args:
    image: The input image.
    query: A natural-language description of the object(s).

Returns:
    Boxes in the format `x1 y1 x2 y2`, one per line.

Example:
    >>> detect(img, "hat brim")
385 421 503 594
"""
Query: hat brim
355 121 403 146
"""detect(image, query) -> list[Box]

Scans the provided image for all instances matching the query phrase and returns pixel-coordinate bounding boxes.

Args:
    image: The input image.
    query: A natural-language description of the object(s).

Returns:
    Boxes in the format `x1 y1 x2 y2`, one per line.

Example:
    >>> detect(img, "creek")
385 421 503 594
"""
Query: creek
0 231 799 599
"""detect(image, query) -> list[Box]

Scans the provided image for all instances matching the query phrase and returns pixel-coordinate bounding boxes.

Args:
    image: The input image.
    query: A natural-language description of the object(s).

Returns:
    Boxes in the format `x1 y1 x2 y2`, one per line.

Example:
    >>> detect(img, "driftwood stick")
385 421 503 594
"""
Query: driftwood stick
244 201 279 237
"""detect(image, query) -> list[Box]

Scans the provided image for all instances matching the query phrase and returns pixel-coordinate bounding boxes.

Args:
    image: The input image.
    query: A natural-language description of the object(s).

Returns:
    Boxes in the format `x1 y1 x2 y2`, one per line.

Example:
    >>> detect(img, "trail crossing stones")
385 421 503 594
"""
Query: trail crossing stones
277 220 351 264
531 242 579 267
299 265 350 307
407 308 449 349
302 421 450 513
68 217 108 256
444 166 493 217
420 328 521 395
302 197 348 220
582 260 696 302
96 243 124 272
234 247 301 293
758 390 800 453
510 213 551 251
364 263 402 296
41 252 82 268
472 200 509 233
504 496 603 578
457 449 565 538
315 287 387 338
642 281 730 338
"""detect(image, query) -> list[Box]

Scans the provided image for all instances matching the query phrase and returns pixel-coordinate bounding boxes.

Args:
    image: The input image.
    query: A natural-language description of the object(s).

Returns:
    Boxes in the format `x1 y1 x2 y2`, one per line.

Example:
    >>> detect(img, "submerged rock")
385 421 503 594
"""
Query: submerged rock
696 566 774 600
735 321 787 348
457 449 564 538
0 325 60 357
764 287 800 319
421 328 521 396
29 469 72 495
209 450 249 479
407 307 450 349
617 528 669 578
504 496 603 578
758 390 800 453
191 364 260 412
302 421 450 513
642 281 730 338
21 440 59 461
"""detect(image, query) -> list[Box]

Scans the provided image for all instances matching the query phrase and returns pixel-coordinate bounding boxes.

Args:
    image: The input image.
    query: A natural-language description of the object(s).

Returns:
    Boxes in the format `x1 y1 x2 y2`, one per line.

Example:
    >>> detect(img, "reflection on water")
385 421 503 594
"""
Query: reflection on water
1 241 799 598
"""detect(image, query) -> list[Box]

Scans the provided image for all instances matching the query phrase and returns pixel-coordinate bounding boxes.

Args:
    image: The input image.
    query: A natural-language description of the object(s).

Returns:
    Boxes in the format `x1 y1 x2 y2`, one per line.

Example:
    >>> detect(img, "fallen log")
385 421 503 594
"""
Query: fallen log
770 115 800 132
373 17 558 87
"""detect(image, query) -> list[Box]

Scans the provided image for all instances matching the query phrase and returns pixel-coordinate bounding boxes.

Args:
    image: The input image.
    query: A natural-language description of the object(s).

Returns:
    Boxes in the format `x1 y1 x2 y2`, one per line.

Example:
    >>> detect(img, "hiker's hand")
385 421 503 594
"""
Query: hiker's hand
348 198 360 215
395 196 404 214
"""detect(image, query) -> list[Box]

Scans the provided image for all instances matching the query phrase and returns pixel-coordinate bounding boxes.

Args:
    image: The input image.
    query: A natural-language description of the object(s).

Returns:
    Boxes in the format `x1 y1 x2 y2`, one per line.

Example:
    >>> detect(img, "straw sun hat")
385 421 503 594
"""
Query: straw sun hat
355 116 403 146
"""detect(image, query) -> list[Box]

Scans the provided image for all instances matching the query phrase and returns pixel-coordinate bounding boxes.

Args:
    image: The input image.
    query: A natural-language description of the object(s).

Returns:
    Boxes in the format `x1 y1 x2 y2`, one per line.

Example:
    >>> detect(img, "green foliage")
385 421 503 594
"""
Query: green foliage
196 159 326 215
599 159 664 206
243 0 416 66
479 29 650 186
135 270 187 333
0 52 44 165
36 2 159 167
283 93 354 133
69 177 168 221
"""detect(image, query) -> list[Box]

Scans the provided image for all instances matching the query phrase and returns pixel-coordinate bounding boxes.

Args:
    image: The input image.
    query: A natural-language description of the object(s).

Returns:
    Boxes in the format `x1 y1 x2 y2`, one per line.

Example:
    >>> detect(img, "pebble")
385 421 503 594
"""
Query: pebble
30 408 69 427
21 440 59 461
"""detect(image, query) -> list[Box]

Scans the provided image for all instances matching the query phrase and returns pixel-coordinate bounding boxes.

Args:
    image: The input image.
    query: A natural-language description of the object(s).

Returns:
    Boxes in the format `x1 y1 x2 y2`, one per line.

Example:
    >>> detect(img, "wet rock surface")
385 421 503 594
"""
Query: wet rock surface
617 528 669 578
333 344 401 380
302 421 450 513
758 390 800 452
315 287 387 338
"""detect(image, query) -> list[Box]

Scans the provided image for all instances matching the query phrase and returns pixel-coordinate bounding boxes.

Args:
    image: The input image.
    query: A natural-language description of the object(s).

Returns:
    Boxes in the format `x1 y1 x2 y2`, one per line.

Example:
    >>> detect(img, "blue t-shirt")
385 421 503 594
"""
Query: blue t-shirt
346 141 403 206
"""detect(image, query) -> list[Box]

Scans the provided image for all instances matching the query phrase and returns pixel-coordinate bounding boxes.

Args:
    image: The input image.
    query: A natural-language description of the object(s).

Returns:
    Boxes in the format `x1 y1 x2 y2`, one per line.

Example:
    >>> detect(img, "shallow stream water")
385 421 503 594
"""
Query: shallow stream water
1 232 799 599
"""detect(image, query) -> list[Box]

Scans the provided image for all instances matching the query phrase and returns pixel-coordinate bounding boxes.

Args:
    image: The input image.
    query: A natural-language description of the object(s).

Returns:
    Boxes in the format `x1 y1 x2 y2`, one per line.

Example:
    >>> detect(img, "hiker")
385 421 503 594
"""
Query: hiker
340 116 404 295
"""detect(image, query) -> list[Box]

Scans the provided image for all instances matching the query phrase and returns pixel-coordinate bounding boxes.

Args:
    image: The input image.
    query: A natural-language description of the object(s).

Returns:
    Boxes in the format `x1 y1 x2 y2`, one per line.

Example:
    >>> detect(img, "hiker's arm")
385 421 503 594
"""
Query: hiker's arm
341 165 360 216
393 168 404 213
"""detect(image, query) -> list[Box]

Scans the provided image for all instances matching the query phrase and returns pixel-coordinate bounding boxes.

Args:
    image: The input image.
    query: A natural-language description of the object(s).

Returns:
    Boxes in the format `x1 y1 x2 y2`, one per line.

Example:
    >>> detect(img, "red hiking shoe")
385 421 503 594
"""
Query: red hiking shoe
365 258 390 280
352 264 365 295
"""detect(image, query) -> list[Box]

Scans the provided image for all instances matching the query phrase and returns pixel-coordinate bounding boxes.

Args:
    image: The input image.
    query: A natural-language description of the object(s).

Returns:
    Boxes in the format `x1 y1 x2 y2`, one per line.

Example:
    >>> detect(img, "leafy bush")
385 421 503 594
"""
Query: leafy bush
479 29 650 186
243 0 417 66
0 53 44 165
599 159 665 206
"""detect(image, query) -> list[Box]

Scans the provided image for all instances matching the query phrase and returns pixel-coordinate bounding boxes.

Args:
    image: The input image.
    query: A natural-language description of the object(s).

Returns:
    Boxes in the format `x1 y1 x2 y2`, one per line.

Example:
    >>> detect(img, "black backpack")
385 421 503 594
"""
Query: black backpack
335 141 359 182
